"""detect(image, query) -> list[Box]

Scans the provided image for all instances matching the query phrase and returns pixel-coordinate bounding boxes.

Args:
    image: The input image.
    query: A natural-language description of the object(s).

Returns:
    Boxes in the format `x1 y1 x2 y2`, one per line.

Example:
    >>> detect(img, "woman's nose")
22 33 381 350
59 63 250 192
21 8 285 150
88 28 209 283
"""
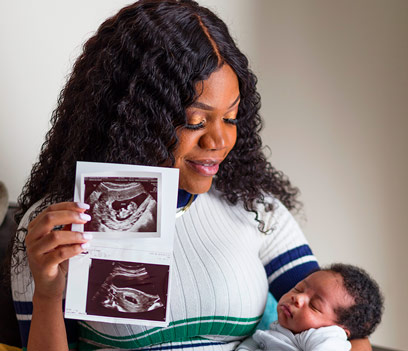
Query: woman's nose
199 122 227 151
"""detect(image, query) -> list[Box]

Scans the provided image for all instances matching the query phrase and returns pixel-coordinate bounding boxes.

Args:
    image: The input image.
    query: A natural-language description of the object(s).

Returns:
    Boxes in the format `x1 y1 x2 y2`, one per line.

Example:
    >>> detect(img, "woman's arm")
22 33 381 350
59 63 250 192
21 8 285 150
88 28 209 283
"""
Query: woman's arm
29 294 68 350
258 199 320 300
350 338 372 351
23 202 91 351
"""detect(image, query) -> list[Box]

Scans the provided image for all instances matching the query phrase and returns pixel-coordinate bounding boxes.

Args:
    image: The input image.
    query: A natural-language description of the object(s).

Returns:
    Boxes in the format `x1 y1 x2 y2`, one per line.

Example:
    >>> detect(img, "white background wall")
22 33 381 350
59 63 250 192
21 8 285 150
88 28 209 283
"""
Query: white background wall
0 1 407 349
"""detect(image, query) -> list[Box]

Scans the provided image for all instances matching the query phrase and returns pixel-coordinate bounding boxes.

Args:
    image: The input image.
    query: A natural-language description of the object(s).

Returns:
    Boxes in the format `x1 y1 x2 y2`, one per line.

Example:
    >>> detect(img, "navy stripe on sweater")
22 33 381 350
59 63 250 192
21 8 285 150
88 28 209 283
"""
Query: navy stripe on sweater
264 244 314 277
269 261 320 300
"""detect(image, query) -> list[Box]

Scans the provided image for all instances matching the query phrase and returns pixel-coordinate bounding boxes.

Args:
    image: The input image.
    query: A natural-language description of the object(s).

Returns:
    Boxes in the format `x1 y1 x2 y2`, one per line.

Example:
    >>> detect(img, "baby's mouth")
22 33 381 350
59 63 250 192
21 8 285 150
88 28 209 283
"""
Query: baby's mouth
280 304 293 318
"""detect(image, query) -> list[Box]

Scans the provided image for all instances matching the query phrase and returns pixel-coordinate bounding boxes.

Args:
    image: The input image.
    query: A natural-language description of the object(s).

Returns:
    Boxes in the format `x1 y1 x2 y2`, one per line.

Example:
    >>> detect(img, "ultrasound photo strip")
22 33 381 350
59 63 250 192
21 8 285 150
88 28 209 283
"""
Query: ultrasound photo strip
66 162 178 326
83 176 158 233
86 259 169 322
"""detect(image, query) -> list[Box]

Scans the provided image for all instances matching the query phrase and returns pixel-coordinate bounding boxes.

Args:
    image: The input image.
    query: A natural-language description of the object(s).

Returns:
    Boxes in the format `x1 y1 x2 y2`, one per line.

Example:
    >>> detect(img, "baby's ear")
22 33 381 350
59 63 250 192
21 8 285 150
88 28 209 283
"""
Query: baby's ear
341 326 351 339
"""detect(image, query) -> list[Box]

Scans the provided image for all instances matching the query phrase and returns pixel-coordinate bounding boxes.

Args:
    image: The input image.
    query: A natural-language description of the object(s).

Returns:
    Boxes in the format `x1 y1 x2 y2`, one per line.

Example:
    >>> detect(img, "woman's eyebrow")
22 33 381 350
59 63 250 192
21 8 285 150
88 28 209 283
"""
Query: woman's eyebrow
190 95 240 111
228 95 241 109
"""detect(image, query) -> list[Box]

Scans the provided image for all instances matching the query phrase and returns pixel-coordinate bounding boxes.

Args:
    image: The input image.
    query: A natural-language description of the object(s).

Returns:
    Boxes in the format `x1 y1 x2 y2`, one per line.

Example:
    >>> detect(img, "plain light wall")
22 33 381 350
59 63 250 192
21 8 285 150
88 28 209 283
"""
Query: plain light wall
0 0 256 203
0 1 407 350
251 2 408 350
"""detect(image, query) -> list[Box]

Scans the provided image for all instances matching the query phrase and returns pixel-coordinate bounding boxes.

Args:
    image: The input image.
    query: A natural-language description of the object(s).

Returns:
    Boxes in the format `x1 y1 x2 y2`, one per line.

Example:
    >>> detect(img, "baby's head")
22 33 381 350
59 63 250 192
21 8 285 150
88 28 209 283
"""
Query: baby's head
277 263 383 339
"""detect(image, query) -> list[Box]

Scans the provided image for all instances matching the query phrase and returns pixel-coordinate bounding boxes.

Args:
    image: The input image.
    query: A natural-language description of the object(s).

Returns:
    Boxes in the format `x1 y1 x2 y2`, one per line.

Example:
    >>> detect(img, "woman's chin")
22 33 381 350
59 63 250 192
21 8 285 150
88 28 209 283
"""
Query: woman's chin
179 177 213 195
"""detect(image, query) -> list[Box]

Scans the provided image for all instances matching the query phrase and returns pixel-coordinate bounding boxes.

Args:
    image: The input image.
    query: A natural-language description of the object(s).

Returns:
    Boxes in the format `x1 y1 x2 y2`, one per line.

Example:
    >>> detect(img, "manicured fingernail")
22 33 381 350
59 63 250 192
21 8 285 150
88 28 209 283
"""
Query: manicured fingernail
79 213 91 221
76 202 90 209
81 242 90 250
82 233 93 240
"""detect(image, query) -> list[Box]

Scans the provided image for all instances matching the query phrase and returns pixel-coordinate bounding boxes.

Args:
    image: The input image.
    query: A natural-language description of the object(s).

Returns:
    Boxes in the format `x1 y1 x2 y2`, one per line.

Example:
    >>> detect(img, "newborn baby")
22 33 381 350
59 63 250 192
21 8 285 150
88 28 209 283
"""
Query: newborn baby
238 263 383 351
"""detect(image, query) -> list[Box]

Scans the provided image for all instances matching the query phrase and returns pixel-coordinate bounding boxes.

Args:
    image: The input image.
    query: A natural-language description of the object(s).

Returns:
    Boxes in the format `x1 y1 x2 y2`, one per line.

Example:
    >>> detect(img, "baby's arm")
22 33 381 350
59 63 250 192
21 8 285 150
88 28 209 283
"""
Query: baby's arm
236 337 261 351
250 323 351 351
299 325 351 351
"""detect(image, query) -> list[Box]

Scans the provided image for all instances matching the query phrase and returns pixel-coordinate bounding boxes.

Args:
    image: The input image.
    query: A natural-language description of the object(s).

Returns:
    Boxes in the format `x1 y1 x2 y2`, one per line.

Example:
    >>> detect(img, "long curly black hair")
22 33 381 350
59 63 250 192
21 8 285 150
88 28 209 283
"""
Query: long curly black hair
13 0 300 247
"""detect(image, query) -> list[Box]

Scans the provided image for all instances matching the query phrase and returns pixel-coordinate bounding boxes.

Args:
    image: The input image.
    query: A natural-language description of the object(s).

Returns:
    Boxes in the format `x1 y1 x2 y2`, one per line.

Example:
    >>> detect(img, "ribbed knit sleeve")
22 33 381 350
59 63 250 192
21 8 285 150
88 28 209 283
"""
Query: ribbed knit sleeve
256 198 319 300
10 203 78 350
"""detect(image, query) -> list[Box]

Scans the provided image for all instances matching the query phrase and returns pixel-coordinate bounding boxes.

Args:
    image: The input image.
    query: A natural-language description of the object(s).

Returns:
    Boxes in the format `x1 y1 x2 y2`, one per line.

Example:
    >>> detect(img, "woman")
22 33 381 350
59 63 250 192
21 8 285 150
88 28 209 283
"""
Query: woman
10 1 371 350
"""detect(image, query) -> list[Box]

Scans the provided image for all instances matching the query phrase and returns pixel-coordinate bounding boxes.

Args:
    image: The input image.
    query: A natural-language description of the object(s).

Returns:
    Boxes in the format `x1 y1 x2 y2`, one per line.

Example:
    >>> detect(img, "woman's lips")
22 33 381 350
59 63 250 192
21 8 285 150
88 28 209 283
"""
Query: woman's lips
186 160 221 176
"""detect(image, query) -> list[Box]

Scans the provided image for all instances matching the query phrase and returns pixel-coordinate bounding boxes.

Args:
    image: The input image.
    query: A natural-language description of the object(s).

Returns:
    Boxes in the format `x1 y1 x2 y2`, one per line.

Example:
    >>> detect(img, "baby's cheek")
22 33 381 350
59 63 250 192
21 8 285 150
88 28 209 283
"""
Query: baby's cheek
301 313 323 330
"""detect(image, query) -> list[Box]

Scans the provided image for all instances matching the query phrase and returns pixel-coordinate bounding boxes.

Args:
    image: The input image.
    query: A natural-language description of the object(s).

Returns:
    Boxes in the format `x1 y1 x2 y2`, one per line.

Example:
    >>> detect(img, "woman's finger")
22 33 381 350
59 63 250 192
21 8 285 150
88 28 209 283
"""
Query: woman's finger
42 243 87 268
28 230 93 257
28 202 90 231
26 210 91 244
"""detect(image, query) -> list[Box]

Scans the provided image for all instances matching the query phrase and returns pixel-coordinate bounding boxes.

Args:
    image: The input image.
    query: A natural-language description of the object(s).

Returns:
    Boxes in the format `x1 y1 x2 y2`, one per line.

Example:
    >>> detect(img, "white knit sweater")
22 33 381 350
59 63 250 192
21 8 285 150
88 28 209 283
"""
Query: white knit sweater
12 188 318 350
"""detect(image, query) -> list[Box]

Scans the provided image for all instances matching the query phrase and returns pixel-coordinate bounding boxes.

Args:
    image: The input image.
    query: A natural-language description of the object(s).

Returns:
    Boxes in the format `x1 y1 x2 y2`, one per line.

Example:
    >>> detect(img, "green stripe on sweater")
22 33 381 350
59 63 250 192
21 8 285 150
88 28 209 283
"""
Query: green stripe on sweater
79 315 261 349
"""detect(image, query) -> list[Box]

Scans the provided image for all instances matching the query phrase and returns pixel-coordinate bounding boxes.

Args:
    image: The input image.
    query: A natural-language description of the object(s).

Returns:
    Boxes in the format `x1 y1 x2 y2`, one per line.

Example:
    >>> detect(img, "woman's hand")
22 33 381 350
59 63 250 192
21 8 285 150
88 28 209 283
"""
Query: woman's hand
25 202 92 301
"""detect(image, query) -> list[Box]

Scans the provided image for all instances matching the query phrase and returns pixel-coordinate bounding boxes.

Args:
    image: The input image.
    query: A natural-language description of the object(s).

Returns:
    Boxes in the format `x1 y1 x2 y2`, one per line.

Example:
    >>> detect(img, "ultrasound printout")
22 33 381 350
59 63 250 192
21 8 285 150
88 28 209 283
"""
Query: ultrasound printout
84 177 158 233
87 259 168 321
65 161 178 326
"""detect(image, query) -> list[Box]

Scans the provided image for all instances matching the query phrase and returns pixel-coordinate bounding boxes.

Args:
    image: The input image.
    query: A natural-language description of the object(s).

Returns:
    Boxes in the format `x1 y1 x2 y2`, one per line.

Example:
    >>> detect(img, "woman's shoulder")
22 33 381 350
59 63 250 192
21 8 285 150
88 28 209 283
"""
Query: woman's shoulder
254 195 297 235
204 189 314 272
17 199 48 232
206 187 299 235
11 199 46 293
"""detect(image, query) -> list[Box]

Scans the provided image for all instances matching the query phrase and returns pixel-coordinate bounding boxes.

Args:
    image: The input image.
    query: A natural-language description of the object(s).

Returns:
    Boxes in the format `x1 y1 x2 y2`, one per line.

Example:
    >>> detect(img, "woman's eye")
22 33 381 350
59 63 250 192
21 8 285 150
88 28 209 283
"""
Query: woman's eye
223 111 238 125
293 287 301 293
185 112 206 130
185 121 205 130
185 115 205 130
223 117 238 125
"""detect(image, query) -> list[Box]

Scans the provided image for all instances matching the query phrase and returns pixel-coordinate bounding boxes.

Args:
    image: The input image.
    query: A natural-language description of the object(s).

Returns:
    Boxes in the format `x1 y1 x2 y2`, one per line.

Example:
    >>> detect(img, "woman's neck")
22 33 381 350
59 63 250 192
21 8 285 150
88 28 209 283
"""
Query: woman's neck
177 189 197 208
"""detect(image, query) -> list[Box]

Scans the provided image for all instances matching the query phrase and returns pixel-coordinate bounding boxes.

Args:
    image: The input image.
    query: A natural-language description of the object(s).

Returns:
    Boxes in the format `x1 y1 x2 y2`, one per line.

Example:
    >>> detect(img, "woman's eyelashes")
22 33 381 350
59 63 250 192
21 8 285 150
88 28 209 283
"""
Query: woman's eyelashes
223 110 238 125
223 117 238 125
184 113 238 130
185 121 205 130
184 111 205 130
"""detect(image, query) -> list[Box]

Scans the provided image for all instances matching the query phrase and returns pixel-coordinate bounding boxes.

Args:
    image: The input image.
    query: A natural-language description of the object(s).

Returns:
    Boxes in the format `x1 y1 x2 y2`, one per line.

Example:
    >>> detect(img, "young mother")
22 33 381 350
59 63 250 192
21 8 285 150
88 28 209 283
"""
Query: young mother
10 1 371 350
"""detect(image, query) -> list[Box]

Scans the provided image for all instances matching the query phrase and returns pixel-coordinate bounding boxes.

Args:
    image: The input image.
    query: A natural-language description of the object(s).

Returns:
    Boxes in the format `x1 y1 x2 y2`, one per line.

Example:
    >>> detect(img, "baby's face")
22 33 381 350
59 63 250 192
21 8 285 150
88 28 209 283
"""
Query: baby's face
277 271 354 334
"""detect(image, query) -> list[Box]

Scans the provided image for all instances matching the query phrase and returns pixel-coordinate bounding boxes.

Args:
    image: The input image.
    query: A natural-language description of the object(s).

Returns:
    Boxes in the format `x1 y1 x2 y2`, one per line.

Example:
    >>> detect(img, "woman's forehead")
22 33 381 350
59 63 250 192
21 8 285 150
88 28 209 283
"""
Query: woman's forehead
192 65 240 109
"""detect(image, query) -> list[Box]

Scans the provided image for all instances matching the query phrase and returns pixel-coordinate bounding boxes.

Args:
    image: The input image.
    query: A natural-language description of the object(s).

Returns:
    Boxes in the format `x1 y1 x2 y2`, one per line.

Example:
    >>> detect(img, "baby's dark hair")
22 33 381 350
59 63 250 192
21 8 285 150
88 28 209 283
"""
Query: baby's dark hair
325 263 384 339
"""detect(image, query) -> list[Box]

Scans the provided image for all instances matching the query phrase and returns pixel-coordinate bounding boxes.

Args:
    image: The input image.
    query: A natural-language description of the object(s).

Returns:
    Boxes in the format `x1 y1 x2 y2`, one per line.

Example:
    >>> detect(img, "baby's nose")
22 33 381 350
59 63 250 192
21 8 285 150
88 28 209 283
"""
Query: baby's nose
292 293 307 307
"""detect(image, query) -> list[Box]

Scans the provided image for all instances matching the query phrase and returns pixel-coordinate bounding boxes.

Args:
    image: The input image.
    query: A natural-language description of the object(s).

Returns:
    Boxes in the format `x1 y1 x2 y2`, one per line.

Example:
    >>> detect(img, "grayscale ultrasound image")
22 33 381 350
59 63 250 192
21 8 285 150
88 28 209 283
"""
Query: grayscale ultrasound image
86 259 169 321
84 177 158 232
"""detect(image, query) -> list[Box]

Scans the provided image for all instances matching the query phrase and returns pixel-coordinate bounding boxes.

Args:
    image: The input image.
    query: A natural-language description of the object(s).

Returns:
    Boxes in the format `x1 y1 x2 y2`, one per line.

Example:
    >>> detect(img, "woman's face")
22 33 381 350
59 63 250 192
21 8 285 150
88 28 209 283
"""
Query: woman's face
173 64 239 194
